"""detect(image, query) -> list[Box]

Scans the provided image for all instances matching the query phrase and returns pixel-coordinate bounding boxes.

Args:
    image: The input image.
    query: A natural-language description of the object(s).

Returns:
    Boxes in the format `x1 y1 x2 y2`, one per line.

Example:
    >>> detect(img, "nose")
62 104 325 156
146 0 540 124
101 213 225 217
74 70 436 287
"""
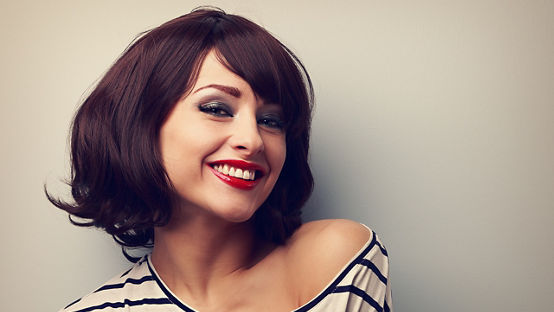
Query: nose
230 114 264 157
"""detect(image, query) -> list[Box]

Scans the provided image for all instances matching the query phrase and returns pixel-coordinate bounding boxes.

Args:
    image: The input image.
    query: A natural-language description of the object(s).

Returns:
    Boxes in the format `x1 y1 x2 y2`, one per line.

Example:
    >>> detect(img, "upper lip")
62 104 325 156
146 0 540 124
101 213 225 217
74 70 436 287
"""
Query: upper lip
208 159 266 176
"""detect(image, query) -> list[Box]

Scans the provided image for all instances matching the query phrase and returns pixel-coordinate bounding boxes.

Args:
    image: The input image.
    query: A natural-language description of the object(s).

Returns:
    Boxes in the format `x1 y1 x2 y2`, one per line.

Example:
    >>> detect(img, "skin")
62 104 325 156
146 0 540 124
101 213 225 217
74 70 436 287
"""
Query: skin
153 51 371 312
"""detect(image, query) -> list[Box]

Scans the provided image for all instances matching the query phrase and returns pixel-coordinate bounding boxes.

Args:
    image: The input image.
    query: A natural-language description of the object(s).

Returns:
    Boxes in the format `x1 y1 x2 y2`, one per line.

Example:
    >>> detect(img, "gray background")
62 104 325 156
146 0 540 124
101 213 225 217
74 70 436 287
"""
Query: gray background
1 0 553 311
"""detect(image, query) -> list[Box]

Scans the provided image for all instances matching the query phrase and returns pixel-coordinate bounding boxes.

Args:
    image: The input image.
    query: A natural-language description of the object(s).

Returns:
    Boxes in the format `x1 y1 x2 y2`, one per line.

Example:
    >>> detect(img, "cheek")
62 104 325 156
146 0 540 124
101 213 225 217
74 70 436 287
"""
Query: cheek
266 135 287 177
159 135 188 190
161 131 217 176
159 123 200 187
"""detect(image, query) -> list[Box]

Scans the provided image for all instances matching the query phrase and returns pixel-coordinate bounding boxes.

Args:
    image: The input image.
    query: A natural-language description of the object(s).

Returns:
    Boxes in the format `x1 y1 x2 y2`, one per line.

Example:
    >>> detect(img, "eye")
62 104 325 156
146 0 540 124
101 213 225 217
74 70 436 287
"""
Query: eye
258 114 285 130
198 102 233 117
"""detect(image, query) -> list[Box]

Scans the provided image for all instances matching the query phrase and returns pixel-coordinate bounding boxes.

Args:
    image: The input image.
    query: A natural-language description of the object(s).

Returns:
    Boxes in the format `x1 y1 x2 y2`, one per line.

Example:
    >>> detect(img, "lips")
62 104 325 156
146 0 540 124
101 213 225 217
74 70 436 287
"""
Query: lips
208 159 265 190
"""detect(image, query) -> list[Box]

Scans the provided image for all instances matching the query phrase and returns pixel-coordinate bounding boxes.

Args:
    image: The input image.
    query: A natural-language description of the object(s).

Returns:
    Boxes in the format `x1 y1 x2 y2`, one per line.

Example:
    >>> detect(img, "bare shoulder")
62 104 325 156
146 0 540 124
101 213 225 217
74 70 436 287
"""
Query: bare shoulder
288 219 370 254
284 219 372 304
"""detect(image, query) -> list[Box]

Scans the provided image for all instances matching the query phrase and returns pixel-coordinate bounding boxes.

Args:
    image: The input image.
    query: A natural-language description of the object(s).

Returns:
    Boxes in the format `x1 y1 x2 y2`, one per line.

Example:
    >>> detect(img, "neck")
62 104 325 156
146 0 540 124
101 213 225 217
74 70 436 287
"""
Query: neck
151 206 260 302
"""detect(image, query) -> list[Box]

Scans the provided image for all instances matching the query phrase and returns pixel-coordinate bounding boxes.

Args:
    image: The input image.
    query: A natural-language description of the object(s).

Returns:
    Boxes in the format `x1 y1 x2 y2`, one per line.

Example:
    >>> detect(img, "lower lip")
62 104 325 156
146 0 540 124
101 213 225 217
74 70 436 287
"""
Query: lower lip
209 166 259 190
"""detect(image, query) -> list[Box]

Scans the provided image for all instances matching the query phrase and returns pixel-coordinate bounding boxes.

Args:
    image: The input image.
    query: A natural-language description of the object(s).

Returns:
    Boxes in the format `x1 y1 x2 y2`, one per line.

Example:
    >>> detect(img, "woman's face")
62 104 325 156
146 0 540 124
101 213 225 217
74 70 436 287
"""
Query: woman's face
159 50 286 222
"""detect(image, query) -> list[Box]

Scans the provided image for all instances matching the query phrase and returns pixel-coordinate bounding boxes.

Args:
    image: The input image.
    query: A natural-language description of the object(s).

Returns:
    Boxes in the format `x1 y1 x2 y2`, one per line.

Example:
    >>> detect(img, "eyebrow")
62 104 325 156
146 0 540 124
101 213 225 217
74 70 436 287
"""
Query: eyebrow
193 84 241 98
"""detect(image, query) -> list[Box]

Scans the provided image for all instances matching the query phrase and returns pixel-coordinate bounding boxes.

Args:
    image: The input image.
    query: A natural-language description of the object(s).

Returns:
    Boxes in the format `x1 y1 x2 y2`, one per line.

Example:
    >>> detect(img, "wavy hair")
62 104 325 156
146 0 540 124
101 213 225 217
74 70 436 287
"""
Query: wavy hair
46 8 314 262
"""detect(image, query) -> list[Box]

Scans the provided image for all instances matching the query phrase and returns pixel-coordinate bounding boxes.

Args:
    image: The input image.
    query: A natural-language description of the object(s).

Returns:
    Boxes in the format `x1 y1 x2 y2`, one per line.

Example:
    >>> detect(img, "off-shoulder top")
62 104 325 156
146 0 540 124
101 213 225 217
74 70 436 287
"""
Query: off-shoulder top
61 230 392 312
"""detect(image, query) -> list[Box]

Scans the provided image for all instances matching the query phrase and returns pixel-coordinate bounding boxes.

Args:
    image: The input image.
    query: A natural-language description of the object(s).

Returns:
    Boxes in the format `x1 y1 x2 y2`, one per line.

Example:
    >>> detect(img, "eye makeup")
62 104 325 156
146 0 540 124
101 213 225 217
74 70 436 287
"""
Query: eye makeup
198 101 233 117
193 88 286 132
257 113 285 130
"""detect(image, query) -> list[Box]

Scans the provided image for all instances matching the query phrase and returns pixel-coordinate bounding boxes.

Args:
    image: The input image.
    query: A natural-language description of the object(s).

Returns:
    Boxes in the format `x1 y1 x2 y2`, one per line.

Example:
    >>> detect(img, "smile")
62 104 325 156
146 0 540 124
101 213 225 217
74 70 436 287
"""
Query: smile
208 160 265 190
213 164 256 180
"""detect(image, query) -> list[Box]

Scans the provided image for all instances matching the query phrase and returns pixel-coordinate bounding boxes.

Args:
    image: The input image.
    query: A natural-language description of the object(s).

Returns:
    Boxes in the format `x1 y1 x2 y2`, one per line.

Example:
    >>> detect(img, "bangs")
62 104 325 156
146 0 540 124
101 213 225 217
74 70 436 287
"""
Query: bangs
205 15 312 135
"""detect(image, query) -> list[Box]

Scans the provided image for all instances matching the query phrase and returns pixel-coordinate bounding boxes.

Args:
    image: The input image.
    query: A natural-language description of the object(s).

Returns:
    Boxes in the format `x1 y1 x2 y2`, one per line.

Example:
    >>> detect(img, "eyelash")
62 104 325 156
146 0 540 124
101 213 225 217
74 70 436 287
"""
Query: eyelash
258 115 284 130
198 102 285 130
198 102 232 117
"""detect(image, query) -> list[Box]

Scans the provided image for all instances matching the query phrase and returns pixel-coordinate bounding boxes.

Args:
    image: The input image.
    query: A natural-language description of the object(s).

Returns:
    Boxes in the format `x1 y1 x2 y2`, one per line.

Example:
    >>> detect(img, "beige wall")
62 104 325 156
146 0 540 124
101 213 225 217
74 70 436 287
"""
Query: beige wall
1 0 552 311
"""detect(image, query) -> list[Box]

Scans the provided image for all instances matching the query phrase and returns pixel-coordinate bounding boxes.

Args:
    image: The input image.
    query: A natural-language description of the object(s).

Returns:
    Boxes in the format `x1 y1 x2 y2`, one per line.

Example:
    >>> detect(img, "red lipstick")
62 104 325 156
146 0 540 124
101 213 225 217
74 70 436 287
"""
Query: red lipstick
208 160 265 190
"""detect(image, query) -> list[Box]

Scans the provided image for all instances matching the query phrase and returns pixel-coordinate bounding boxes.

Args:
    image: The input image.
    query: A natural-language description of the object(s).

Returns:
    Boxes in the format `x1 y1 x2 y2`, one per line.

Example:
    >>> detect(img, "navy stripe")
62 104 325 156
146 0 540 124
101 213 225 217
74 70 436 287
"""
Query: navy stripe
94 276 154 293
384 299 391 312
119 267 132 278
358 259 387 284
64 297 81 309
375 239 388 256
147 257 197 312
74 298 172 312
294 231 377 312
334 285 382 312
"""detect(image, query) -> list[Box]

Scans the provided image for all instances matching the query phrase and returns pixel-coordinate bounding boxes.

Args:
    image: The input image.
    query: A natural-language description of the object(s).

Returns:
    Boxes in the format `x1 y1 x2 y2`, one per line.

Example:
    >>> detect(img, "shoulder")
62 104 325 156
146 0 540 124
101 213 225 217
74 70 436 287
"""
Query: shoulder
284 219 372 302
287 219 371 258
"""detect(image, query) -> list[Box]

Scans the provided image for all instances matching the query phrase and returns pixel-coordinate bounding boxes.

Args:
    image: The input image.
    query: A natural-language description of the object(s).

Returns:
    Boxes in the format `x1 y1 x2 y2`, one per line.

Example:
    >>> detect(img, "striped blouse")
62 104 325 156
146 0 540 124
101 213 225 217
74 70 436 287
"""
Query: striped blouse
61 230 392 312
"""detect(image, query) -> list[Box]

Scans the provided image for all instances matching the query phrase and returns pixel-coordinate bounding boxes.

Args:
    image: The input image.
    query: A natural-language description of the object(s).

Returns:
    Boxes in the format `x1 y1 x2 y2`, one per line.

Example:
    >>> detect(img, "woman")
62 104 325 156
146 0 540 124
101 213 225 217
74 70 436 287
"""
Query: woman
48 8 392 312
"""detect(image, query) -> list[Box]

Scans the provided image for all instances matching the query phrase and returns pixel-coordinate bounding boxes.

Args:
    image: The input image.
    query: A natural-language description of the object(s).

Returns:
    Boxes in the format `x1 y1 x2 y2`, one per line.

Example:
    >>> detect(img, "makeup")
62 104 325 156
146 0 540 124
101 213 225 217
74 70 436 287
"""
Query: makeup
208 160 265 190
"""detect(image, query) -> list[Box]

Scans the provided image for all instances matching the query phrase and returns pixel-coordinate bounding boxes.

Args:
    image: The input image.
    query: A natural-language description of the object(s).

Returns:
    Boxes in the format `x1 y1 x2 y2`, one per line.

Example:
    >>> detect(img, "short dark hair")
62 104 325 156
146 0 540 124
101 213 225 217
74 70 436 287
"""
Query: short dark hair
46 8 314 261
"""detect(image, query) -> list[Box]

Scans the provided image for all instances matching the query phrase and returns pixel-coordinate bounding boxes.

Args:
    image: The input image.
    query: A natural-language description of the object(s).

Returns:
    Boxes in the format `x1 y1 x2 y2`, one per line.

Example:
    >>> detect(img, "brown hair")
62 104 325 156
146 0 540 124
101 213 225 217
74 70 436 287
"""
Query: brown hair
46 7 314 262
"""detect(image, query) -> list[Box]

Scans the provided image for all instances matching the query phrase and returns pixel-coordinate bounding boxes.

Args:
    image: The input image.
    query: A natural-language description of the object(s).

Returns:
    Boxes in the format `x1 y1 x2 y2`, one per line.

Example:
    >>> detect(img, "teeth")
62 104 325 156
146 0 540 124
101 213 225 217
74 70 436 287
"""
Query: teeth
213 164 256 181
234 168 242 178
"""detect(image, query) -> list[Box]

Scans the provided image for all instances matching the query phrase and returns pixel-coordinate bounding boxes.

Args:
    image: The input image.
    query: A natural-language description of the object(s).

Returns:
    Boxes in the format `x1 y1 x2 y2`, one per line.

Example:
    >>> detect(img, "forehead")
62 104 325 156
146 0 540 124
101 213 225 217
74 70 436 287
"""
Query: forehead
192 51 254 96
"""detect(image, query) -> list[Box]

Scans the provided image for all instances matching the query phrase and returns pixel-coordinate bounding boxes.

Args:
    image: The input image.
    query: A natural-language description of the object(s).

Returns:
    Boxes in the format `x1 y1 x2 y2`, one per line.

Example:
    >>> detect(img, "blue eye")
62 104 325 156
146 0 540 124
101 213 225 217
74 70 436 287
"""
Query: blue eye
198 102 233 117
258 114 284 130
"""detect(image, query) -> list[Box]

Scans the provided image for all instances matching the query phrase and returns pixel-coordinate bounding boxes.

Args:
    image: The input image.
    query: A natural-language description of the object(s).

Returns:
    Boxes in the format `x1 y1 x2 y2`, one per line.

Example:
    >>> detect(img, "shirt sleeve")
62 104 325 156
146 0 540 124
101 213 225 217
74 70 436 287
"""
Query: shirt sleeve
340 230 393 312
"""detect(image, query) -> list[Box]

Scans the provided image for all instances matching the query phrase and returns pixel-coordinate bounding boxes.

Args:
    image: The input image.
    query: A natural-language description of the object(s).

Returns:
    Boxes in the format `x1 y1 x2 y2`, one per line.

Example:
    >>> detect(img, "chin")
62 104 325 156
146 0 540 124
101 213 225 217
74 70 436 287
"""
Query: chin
213 205 258 223
220 211 256 223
